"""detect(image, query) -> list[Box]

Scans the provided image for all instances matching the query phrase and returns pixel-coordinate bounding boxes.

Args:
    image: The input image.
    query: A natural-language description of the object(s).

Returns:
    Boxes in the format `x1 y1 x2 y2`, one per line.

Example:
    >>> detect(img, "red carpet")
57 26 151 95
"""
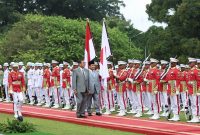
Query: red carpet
0 102 200 135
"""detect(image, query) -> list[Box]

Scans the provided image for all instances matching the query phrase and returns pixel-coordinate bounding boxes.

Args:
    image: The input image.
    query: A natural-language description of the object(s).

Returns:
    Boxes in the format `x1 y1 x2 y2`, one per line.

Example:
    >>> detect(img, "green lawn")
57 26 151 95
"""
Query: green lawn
0 113 143 135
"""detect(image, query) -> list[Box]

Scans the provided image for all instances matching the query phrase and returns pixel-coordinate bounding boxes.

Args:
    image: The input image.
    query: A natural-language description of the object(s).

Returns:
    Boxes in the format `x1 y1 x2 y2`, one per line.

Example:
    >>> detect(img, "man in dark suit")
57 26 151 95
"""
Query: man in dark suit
72 60 89 118
87 61 102 116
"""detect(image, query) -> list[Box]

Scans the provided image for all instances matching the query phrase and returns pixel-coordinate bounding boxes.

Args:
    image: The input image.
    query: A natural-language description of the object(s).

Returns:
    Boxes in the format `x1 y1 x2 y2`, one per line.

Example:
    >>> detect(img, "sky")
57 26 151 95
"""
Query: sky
121 0 167 32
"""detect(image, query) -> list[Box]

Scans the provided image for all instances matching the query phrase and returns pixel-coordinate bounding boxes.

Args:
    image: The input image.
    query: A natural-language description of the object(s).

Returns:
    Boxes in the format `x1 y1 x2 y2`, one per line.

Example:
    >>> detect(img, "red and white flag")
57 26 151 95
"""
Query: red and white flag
84 20 96 69
99 20 111 87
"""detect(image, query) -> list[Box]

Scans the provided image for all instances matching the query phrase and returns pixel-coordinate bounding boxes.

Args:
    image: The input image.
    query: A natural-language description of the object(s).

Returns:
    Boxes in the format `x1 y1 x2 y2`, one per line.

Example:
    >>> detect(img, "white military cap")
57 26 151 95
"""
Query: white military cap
107 61 113 65
38 63 43 67
18 62 24 66
31 63 35 67
160 60 169 65
46 63 51 67
73 62 78 66
13 63 19 67
59 64 63 67
185 65 190 69
63 61 69 65
118 61 127 65
188 57 196 63
144 61 150 65
27 62 32 66
3 63 9 67
180 64 186 68
133 60 141 64
197 59 200 63
150 58 159 63
35 62 39 66
52 60 58 64
10 62 14 66
128 59 134 63
170 58 179 63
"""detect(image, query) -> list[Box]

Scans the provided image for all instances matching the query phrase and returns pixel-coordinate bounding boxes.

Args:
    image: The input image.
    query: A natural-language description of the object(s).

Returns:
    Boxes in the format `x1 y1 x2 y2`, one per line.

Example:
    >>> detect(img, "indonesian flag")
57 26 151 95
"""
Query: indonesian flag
84 20 96 69
99 20 111 88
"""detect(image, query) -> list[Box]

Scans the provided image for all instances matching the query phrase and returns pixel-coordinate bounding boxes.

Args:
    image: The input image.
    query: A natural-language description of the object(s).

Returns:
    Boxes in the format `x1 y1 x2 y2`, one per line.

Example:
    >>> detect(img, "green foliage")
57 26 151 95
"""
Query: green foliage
0 14 142 63
0 119 36 133
143 0 200 63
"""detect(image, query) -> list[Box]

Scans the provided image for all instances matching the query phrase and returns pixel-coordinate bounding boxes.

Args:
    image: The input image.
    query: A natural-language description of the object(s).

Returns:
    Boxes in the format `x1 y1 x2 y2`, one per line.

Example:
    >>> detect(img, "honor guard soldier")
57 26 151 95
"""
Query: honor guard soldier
179 64 188 112
159 60 169 117
3 63 10 102
141 61 151 111
8 63 26 121
128 60 144 118
0 65 3 102
166 58 180 121
114 61 128 116
61 62 71 110
187 58 200 123
42 63 51 107
103 61 115 115
126 59 136 114
50 60 60 108
145 58 160 120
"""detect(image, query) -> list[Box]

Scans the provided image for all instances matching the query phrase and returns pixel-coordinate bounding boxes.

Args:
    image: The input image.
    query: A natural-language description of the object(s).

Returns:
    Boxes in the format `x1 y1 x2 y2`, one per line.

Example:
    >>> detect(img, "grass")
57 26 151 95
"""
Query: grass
0 113 143 135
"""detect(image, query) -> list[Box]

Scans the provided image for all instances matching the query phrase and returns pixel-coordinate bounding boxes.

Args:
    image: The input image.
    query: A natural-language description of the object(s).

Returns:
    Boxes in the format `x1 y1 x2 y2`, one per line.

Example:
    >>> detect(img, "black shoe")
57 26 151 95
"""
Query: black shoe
88 113 93 116
96 112 102 116
80 114 87 118
17 116 23 122
77 115 82 118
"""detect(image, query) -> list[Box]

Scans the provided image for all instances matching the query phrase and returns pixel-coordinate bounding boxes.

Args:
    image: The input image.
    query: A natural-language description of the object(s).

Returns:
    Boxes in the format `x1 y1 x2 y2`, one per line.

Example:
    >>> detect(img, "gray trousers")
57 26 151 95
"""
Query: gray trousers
87 91 100 113
76 92 88 116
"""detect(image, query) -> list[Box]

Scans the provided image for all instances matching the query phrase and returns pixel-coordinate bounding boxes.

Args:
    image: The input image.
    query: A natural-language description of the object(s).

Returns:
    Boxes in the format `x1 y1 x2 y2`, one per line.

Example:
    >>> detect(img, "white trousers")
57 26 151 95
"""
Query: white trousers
127 90 135 110
189 95 198 116
142 91 149 108
103 90 115 110
180 92 187 107
133 91 142 112
4 84 10 101
60 88 70 105
147 92 153 111
160 91 168 111
13 92 23 114
170 95 180 115
34 87 41 103
43 88 50 105
28 85 34 102
151 93 160 114
117 92 126 111
50 87 59 104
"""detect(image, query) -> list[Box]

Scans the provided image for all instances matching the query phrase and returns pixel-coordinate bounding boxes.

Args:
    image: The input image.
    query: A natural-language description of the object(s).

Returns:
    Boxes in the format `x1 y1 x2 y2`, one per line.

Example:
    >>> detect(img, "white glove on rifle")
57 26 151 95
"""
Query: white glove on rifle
127 78 133 83
176 91 180 95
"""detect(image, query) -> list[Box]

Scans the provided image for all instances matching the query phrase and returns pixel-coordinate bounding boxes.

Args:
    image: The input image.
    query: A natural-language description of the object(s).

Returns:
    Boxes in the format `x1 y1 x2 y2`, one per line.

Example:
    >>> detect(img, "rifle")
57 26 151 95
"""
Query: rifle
160 63 171 80
160 56 177 80
134 53 151 80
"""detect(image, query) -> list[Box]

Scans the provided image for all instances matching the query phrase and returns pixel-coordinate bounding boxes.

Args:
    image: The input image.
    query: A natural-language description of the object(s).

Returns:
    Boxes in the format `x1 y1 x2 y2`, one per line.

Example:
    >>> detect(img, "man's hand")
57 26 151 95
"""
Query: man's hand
9 89 13 94
74 89 78 96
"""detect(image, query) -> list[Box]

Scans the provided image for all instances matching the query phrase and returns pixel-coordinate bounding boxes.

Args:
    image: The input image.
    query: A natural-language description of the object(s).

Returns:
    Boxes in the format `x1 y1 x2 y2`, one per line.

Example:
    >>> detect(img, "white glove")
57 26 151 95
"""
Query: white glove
154 91 158 94
188 81 193 85
9 90 13 94
176 91 180 95
127 78 133 83
144 78 148 82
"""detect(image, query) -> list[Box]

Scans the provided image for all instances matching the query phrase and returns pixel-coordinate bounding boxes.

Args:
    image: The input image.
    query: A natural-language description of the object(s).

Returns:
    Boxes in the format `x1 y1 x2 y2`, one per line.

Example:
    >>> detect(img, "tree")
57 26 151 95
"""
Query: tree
0 14 142 64
145 0 200 63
